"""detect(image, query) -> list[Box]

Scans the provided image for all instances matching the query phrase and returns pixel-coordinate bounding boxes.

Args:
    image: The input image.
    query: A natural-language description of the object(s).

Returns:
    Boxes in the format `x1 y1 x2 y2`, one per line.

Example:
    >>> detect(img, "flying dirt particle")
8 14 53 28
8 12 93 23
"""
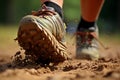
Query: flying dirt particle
63 65 75 71
91 64 104 71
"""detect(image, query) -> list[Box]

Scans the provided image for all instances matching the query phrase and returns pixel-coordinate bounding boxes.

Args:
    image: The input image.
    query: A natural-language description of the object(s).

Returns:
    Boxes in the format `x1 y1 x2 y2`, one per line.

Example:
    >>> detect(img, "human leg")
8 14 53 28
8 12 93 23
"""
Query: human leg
41 0 63 8
81 0 104 22
41 0 64 19
76 0 104 60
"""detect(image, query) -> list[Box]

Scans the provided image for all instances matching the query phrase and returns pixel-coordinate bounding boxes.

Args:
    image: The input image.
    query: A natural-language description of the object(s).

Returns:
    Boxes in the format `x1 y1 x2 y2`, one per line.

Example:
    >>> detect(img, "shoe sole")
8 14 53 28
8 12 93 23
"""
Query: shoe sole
17 21 68 63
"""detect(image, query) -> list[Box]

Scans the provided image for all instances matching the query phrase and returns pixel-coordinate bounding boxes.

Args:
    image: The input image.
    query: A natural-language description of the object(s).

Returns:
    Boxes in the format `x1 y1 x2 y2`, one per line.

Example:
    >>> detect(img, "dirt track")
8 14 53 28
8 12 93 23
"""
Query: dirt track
0 35 120 80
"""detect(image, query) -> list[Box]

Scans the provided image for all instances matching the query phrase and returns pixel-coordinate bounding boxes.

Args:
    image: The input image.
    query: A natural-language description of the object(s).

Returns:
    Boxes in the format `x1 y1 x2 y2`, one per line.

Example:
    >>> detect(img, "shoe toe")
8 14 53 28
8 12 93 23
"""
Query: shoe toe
76 47 99 60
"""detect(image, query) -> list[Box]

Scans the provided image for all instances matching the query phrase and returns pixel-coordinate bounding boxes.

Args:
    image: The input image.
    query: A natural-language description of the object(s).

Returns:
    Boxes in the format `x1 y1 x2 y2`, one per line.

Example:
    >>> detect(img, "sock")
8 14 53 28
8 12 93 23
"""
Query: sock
44 1 63 19
77 17 95 31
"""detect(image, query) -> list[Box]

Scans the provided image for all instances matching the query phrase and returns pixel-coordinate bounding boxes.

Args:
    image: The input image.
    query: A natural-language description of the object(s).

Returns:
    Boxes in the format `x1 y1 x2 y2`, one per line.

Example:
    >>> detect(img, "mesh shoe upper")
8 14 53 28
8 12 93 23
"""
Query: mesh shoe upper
21 5 66 42
17 5 69 64
76 26 99 60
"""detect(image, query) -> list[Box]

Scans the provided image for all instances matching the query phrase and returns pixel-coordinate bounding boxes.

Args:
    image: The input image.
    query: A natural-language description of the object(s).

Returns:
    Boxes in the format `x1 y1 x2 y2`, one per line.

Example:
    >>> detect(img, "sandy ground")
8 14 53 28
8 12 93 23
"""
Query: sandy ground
0 35 120 80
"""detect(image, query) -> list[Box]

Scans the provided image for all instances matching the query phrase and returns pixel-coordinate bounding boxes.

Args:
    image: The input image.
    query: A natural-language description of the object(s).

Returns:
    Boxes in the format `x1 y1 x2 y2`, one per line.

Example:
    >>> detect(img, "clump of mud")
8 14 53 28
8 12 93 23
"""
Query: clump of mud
11 51 38 67
11 50 59 68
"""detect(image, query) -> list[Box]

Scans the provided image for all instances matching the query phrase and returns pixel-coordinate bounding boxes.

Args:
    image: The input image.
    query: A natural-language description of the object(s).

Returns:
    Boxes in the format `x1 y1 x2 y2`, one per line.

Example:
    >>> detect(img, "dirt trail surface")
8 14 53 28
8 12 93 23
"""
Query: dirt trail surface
0 35 120 80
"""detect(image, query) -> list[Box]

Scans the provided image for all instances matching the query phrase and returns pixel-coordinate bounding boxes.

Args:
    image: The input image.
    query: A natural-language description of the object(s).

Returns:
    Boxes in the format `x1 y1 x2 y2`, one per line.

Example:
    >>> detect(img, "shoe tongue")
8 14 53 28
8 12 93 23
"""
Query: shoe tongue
41 4 55 12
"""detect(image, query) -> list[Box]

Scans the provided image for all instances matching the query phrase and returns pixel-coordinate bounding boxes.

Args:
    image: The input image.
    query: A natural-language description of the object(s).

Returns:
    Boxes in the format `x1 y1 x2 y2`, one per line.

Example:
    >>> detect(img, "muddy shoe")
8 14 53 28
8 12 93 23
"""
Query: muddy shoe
76 26 99 60
17 5 69 64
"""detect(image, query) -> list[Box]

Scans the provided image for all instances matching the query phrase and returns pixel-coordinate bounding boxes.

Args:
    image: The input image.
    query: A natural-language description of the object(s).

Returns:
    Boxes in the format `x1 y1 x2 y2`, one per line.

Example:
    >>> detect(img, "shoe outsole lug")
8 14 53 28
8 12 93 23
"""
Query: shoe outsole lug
17 21 69 63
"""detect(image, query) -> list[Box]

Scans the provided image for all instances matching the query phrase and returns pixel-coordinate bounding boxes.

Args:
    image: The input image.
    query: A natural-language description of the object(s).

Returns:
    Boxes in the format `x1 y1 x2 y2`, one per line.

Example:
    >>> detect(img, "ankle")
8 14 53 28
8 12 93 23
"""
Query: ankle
77 17 96 31
43 1 63 19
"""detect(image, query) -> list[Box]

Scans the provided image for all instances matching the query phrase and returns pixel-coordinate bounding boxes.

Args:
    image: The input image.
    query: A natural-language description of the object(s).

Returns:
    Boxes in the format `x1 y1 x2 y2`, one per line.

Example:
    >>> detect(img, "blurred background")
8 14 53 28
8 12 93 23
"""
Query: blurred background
0 0 120 34
0 0 120 56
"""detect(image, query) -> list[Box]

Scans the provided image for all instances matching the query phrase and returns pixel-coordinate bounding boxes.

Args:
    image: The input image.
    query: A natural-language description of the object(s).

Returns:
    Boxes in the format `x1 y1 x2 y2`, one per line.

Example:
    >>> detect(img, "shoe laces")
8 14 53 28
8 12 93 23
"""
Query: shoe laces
76 32 95 46
31 4 56 17
74 31 109 50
